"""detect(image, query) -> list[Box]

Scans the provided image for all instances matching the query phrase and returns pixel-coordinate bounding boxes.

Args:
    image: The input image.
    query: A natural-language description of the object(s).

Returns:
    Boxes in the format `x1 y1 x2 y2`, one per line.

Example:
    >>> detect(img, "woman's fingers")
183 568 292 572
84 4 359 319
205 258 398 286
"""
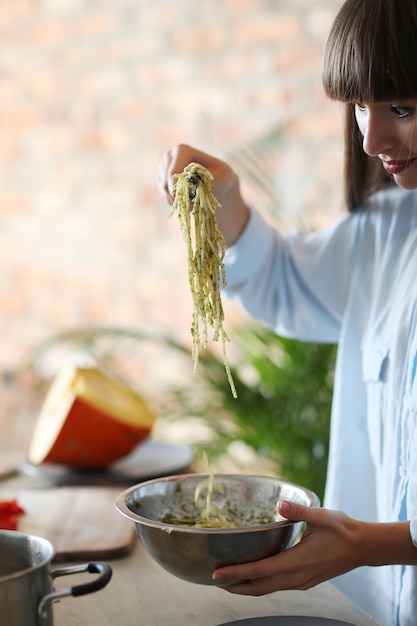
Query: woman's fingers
212 544 311 595
157 144 204 198
157 143 235 201
212 506 366 596
157 143 249 245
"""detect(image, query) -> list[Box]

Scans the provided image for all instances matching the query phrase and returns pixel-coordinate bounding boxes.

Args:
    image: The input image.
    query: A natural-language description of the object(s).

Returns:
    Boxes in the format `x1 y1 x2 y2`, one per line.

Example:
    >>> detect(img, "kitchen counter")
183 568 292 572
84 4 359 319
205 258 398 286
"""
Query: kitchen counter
0 470 380 626
0 399 379 626
49 541 376 626
50 538 379 626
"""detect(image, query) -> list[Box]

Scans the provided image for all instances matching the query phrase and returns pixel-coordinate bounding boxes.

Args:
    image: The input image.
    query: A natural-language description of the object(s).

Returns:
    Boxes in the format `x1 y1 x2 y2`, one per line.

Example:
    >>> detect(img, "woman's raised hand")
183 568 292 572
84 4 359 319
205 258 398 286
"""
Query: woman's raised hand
157 143 249 246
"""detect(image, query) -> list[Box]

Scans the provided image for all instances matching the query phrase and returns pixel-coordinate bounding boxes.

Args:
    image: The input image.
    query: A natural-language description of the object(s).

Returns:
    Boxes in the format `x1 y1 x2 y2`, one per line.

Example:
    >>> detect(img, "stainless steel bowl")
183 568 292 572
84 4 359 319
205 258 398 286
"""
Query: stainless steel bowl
116 474 319 585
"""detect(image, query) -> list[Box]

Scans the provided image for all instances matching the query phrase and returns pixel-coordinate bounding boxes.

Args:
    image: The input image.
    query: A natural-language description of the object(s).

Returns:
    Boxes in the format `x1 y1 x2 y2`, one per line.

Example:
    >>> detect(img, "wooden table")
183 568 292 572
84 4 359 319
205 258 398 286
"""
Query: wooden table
0 472 380 626
50 539 379 626
0 396 379 626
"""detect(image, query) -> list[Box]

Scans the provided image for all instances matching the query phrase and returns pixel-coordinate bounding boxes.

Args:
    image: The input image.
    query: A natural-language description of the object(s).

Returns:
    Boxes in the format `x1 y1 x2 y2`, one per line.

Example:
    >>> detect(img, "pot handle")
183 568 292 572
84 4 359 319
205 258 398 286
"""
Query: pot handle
38 562 112 624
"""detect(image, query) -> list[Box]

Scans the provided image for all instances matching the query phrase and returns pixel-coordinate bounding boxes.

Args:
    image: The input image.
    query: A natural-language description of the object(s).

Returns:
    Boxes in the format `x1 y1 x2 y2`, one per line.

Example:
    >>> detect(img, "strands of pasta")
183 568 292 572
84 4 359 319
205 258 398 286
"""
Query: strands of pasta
193 469 238 529
169 162 237 399
159 471 239 528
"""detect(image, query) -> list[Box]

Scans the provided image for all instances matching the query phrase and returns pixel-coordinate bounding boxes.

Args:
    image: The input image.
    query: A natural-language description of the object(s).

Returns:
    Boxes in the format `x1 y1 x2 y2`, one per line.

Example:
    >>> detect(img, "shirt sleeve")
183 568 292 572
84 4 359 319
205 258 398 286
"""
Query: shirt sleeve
223 208 357 343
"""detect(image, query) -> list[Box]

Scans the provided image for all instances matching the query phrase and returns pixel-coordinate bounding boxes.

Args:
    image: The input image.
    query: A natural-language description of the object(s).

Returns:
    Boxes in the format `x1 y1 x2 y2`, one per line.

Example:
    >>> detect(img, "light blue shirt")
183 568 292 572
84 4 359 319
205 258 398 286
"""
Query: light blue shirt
223 185 417 626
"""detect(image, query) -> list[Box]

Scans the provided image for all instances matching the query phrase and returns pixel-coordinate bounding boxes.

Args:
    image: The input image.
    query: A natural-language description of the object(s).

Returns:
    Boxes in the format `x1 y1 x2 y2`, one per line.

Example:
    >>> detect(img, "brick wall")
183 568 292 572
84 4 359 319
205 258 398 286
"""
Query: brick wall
0 0 345 373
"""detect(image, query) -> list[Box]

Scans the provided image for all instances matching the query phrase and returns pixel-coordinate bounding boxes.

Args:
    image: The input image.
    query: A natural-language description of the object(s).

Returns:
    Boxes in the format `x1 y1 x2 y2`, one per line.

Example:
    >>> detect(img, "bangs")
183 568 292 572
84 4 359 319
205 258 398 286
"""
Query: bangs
322 0 417 103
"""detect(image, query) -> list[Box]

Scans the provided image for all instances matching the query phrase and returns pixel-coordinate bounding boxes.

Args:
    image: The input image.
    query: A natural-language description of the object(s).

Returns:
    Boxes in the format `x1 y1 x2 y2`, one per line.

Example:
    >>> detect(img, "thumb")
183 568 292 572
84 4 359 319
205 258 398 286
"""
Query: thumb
278 499 323 525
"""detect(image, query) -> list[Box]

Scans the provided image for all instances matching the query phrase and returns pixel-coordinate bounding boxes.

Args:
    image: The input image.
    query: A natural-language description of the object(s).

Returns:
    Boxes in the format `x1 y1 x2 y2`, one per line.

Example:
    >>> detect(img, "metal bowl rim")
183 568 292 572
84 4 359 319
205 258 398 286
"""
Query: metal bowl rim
115 473 320 534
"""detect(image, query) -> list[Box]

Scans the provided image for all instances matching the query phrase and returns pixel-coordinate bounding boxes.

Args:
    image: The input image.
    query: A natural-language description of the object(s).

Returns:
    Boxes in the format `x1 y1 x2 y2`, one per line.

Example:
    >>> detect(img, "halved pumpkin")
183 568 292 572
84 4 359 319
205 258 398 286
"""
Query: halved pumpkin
28 365 156 468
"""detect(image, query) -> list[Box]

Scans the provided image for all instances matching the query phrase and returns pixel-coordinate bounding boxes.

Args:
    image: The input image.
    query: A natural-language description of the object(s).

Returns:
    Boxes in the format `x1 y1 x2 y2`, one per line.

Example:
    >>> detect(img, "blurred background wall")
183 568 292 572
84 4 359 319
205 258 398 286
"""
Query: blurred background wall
0 0 345 375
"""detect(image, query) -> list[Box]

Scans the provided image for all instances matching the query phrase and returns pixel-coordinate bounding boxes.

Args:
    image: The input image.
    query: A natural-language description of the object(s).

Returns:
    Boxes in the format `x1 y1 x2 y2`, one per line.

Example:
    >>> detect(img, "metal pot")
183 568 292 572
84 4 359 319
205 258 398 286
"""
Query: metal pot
0 529 112 626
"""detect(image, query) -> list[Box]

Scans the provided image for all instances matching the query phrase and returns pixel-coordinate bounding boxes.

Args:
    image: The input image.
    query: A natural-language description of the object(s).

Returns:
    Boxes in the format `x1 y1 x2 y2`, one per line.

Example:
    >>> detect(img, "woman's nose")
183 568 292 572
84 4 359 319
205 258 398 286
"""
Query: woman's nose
361 109 395 157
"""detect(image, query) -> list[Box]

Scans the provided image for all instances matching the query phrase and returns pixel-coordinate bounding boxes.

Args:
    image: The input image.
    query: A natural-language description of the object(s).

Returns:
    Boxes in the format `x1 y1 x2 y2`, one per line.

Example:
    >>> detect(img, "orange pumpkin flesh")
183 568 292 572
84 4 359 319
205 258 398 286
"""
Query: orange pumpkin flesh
28 366 156 469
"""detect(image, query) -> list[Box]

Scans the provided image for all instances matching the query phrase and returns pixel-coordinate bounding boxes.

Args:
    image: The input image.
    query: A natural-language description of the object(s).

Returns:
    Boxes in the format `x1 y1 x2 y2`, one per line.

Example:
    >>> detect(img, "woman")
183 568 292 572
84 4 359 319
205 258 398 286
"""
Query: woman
158 1 417 624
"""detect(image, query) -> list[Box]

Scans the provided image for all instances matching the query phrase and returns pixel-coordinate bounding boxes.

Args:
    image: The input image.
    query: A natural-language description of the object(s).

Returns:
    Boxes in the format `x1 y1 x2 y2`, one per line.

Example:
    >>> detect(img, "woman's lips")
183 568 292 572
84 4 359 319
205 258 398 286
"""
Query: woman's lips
382 158 417 175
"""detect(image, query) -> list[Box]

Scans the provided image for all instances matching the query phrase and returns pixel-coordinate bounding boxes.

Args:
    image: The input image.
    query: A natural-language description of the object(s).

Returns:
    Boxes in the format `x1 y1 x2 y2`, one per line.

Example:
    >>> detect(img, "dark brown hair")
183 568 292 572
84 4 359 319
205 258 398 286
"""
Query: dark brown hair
322 0 417 210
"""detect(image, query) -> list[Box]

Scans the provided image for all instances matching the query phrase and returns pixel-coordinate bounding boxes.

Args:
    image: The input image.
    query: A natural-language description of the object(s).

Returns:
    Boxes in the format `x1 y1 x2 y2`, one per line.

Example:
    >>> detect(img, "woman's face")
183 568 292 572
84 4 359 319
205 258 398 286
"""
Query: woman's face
355 101 417 190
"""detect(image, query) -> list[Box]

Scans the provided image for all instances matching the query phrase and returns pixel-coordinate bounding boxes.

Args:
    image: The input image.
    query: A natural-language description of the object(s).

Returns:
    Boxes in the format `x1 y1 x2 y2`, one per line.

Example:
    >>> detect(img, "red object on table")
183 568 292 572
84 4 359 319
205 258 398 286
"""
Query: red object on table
0 498 25 530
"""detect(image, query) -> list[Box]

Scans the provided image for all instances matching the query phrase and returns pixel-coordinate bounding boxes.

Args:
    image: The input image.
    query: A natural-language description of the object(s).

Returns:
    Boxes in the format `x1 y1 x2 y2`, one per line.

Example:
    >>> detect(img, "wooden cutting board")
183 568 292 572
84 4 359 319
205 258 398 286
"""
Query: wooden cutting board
0 486 136 562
